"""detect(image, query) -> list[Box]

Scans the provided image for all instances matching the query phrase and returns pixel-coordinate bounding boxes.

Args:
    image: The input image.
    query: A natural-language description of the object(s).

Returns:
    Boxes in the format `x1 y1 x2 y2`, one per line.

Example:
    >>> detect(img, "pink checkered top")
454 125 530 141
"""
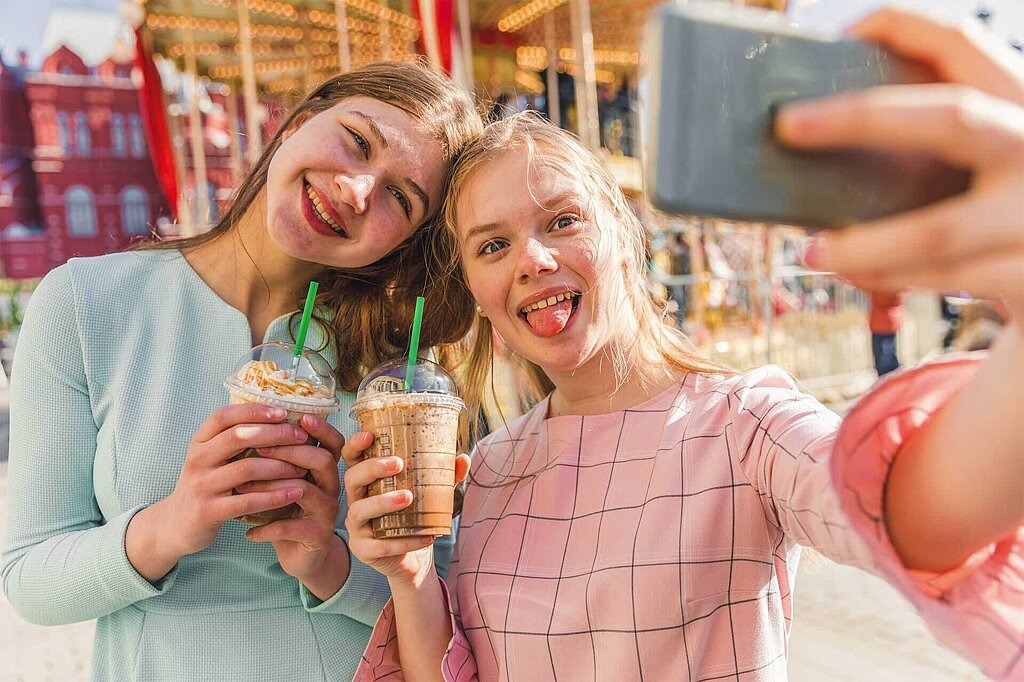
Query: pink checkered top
356 357 1024 680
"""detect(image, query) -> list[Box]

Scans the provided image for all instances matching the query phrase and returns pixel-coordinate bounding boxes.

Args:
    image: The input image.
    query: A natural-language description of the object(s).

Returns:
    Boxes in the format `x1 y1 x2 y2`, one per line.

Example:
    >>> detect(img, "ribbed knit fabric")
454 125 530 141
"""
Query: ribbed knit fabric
1 250 454 680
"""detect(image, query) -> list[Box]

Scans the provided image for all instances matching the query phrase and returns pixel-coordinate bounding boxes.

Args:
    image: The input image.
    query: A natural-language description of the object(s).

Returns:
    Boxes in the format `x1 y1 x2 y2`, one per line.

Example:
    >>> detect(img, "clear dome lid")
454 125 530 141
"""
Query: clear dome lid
224 341 339 410
352 357 464 415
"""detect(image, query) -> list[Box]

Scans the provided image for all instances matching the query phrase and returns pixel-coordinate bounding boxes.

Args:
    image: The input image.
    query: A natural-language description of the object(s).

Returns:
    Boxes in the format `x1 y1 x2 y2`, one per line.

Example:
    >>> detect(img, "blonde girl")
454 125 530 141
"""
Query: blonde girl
345 10 1023 681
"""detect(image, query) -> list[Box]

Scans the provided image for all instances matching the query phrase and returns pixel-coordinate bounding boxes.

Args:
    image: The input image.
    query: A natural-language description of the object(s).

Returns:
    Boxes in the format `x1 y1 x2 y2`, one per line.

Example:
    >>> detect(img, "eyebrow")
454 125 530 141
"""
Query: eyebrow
464 221 504 243
352 109 430 218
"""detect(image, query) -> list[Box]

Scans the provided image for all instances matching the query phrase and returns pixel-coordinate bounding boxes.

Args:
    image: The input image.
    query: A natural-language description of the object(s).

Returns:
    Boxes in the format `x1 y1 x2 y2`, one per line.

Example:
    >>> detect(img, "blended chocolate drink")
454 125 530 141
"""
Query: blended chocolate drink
351 358 465 539
225 341 339 525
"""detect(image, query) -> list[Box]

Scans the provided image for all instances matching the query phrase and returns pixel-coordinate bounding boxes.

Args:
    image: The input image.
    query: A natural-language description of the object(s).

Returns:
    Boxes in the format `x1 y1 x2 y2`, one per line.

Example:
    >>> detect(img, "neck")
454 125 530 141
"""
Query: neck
184 192 324 341
545 342 680 418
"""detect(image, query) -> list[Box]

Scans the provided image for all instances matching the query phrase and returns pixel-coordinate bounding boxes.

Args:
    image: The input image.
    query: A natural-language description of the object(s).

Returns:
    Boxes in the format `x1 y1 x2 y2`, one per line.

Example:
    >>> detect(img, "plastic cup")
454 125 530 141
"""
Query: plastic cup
224 341 339 525
351 358 465 539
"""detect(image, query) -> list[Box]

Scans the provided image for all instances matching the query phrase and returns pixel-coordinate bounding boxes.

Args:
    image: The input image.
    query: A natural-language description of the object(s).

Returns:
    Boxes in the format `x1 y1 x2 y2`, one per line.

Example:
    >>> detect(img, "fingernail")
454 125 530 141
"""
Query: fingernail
268 407 287 419
293 427 306 441
256 447 272 456
393 490 412 506
287 487 303 501
384 458 402 474
775 101 820 140
802 237 826 269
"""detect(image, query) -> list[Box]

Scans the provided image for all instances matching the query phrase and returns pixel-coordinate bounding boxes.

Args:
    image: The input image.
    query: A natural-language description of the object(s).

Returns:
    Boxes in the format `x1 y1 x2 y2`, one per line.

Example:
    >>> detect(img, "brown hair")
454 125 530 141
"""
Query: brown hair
141 61 483 390
435 113 733 431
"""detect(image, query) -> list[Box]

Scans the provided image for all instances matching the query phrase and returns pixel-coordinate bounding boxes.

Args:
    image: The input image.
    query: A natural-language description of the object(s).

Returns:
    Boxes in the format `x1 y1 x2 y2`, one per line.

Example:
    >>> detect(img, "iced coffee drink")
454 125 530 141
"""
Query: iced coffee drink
225 341 339 525
351 358 465 538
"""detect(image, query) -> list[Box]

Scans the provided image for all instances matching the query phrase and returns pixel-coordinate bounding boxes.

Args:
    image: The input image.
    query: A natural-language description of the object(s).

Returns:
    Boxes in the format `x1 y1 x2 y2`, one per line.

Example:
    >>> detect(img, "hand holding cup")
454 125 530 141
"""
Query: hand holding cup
342 430 471 584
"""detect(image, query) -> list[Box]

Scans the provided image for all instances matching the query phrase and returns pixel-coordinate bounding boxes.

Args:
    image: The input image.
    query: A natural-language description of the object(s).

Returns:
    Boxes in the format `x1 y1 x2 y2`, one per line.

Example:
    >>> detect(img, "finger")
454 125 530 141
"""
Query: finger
199 422 310 467
454 453 471 486
254 444 340 497
299 415 345 461
244 518 327 544
239 478 338 520
847 7 1024 105
776 84 1024 168
193 404 289 443
847 254 1024 312
805 188 1024 276
361 535 435 560
212 486 303 522
211 456 307 493
346 490 413 527
343 457 404 503
340 431 374 468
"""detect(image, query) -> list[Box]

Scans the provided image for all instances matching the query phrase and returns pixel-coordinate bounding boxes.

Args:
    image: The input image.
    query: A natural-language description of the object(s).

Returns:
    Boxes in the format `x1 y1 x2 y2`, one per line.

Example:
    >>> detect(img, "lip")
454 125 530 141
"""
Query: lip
301 180 349 238
515 286 581 314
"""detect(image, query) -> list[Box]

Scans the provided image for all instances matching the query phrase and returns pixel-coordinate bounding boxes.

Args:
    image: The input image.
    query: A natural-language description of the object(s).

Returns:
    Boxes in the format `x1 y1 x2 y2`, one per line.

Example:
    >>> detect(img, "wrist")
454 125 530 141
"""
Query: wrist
388 555 438 595
125 500 185 584
300 534 351 602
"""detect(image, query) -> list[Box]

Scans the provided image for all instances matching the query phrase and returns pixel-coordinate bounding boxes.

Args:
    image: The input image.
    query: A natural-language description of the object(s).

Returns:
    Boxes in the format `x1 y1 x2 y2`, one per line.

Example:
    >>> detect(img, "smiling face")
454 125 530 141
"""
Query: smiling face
264 96 446 269
456 148 633 376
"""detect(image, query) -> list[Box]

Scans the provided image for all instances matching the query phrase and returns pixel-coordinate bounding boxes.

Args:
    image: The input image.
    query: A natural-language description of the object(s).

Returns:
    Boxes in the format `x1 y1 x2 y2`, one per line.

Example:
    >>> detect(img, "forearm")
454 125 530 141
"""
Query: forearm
3 506 173 625
299 535 351 601
390 561 453 682
886 322 1024 572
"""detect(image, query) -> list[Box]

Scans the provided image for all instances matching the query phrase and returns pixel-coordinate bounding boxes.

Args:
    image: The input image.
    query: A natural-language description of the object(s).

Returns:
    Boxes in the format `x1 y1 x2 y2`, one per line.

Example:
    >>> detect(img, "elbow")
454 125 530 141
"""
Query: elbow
2 563 80 627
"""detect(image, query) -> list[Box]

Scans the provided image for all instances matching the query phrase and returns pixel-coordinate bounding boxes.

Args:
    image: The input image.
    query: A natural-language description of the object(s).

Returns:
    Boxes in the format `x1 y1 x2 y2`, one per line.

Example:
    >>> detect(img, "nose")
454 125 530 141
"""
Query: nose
334 172 376 214
516 237 558 282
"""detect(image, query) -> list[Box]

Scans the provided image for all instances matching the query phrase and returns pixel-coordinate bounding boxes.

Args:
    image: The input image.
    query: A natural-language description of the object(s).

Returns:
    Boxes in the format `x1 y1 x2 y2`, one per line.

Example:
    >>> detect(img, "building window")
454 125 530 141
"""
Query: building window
120 187 150 236
128 114 146 158
74 112 91 156
65 186 97 236
57 112 71 156
111 113 126 157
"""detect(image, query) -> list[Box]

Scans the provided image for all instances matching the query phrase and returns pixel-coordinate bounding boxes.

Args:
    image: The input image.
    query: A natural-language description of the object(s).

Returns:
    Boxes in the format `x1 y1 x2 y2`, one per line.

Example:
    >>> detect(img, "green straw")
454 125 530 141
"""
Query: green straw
290 280 319 375
404 296 425 390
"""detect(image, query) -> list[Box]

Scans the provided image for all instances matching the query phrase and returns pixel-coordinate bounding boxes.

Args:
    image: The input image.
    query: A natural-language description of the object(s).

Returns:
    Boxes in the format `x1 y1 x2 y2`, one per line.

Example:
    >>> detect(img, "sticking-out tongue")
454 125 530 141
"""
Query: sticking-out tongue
525 298 574 337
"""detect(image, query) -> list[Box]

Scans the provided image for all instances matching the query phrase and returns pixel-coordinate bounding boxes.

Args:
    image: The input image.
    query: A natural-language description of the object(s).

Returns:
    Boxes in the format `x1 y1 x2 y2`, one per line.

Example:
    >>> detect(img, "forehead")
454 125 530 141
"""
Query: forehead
458 150 587 228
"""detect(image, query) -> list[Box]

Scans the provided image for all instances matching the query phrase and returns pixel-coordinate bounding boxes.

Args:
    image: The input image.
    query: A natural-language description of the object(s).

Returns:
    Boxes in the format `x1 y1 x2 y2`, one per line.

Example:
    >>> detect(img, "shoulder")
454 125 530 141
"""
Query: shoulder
686 365 831 426
475 398 549 450
63 250 181 291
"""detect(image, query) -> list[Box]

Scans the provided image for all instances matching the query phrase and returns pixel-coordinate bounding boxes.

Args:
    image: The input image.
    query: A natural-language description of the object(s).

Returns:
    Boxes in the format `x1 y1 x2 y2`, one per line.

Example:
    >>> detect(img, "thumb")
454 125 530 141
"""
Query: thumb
454 453 472 485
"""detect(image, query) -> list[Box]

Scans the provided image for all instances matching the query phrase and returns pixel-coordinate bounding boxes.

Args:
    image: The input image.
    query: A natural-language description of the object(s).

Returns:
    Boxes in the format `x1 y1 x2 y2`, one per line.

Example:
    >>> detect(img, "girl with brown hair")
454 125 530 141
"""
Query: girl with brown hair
2 61 482 680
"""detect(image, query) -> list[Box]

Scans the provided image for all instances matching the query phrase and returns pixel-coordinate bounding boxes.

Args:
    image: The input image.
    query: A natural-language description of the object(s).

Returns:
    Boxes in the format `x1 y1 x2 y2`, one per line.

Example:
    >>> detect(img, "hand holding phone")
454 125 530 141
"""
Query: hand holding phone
772 7 1024 322
642 3 972 229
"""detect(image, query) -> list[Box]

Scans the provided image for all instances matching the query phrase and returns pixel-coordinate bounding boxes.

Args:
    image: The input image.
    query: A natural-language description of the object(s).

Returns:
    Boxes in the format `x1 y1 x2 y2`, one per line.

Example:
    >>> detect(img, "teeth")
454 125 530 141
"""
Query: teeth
305 184 343 233
520 292 578 315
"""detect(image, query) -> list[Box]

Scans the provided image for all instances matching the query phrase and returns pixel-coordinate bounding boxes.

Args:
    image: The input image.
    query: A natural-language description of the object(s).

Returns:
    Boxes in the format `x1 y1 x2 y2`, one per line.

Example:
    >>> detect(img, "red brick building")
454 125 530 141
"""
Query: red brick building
0 34 268 280
0 46 171 278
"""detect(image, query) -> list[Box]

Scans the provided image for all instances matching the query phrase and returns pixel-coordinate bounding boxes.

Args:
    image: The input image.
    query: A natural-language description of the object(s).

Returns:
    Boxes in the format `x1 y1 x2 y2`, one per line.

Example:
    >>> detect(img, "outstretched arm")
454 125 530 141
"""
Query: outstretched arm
777 6 1024 572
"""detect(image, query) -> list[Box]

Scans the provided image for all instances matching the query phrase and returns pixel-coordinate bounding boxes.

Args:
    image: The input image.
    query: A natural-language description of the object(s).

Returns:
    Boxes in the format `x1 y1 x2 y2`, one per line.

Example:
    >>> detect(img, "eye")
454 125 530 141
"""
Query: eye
553 213 580 230
347 127 370 159
478 239 508 256
388 186 412 218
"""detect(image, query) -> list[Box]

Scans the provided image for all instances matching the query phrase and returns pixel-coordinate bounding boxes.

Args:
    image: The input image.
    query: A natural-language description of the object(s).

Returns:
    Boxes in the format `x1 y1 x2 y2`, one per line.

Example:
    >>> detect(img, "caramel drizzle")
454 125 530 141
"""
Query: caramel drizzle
238 360 329 398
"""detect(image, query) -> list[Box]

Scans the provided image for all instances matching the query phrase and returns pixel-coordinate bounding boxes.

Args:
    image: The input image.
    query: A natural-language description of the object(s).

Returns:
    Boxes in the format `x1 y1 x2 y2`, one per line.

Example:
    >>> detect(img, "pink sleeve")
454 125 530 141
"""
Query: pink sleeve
831 355 1024 680
354 577 479 682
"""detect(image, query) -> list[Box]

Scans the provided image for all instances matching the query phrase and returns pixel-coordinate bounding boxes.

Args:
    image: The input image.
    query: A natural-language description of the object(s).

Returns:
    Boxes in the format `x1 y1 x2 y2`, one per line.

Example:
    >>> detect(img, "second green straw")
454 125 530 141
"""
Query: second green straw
404 296 425 390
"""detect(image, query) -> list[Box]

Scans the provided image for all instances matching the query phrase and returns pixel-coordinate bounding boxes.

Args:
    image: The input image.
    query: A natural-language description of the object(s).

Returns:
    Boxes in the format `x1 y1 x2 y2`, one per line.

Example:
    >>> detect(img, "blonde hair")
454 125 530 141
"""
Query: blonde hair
140 61 483 391
436 113 733 431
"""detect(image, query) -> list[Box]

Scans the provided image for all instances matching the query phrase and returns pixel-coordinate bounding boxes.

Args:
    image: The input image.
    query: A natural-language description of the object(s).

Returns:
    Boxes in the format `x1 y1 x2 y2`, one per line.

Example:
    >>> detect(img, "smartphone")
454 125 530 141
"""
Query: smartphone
641 3 972 229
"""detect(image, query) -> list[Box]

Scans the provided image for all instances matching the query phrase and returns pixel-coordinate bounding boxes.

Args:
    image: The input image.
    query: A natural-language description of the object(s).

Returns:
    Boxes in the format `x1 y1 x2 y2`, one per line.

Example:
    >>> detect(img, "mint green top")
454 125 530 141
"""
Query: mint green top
1 250 455 681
